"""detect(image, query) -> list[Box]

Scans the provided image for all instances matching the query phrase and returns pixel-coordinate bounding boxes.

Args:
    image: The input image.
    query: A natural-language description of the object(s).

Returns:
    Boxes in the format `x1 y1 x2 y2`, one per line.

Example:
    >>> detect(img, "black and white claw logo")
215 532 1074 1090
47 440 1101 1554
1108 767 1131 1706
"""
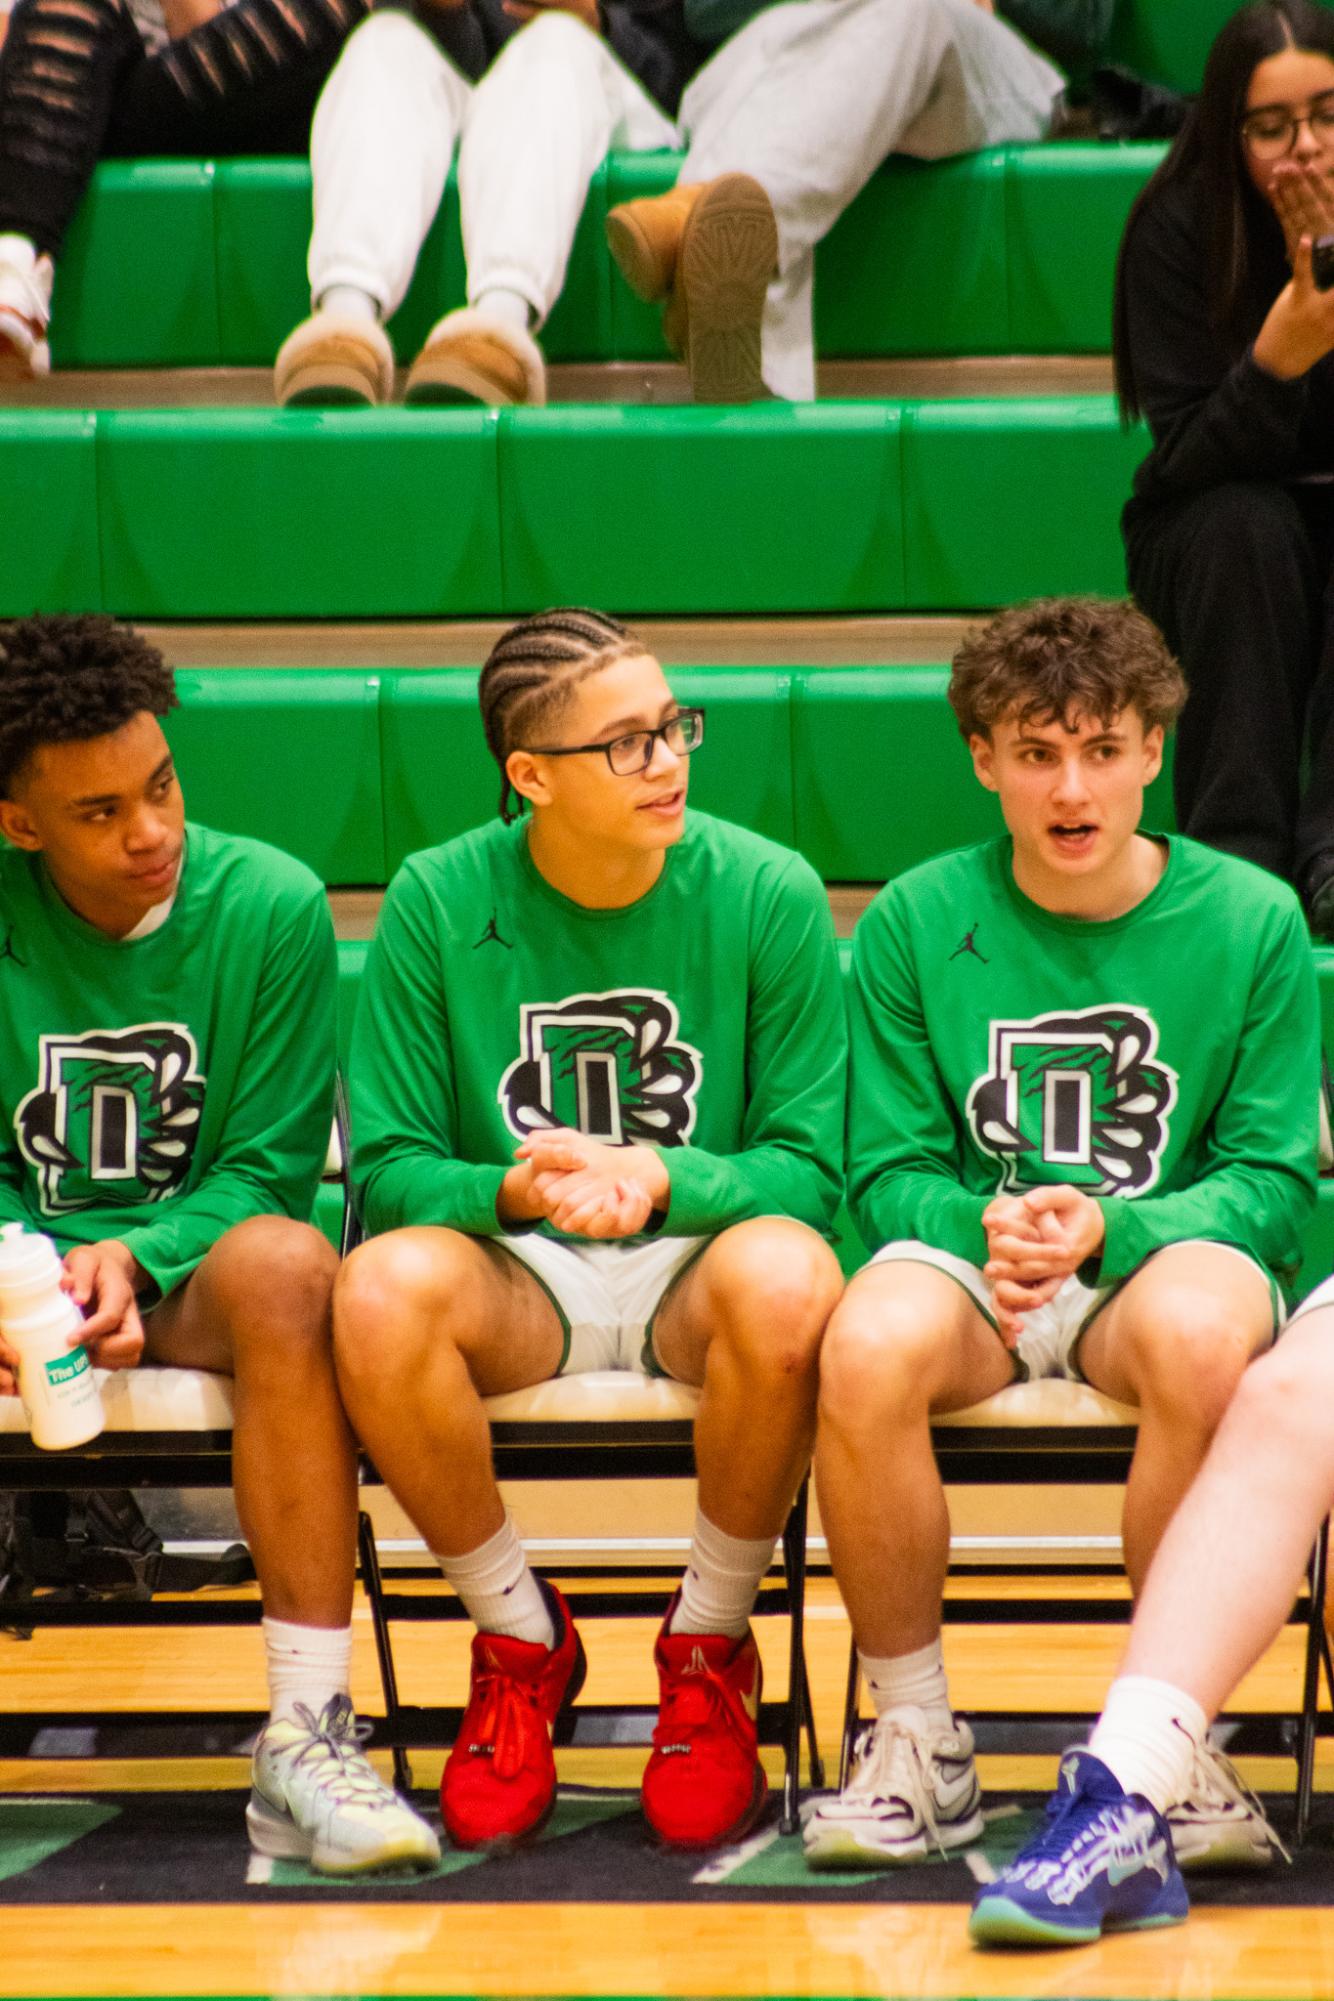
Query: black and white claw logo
966 1005 1176 1197
498 990 702 1146
15 1024 206 1216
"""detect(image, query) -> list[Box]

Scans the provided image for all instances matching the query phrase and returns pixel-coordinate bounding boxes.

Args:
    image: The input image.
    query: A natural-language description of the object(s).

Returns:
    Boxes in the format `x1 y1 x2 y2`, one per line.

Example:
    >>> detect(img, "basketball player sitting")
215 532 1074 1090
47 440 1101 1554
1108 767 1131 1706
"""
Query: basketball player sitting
0 615 438 1874
334 607 847 1852
803 596 1319 1883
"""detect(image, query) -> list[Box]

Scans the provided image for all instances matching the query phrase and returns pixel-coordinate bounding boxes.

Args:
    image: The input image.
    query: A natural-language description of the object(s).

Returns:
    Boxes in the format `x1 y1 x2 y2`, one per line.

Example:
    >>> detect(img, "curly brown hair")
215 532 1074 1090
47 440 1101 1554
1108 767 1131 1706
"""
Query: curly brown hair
0 615 177 796
947 598 1186 741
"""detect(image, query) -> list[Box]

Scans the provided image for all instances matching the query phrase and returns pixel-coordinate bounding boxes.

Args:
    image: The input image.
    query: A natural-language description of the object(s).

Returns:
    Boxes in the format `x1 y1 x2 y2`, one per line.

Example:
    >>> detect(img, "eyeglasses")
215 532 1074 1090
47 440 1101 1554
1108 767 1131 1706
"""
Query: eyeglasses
1239 90 1334 159
523 707 706 776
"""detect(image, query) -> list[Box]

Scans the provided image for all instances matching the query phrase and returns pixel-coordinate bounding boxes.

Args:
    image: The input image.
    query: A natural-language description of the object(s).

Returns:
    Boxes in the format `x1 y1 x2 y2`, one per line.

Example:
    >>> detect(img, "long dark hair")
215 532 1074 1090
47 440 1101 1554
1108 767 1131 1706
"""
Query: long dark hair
1113 0 1334 420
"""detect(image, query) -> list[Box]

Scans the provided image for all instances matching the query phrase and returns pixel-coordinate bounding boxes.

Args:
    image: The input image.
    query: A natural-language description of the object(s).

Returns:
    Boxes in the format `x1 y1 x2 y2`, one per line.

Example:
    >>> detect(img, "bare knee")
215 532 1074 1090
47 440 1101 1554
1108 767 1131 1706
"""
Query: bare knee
206 1216 338 1364
333 1229 483 1385
1121 1290 1257 1428
702 1220 843 1380
818 1284 942 1432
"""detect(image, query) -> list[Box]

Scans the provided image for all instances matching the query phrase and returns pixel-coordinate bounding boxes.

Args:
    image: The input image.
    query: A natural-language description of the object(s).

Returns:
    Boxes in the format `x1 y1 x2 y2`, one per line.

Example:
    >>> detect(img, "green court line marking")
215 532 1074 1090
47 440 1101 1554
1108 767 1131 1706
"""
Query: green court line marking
0 1797 119 1883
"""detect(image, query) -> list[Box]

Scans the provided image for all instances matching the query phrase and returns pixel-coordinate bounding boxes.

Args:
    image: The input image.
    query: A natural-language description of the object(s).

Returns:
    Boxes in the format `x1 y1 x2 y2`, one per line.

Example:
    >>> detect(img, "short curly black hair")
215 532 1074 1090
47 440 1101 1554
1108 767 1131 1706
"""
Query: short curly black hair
0 615 178 797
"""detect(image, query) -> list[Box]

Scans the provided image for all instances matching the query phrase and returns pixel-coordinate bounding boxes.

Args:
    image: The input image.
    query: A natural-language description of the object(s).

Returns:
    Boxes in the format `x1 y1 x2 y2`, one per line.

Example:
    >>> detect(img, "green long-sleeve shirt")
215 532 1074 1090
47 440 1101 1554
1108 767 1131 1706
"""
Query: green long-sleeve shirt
848 835 1319 1296
0 824 336 1299
352 812 846 1242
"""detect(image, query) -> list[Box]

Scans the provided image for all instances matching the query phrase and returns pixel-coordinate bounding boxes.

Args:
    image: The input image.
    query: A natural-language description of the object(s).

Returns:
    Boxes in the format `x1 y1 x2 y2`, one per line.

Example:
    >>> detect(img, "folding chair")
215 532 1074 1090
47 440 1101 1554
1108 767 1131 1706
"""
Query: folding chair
834 1377 1332 1844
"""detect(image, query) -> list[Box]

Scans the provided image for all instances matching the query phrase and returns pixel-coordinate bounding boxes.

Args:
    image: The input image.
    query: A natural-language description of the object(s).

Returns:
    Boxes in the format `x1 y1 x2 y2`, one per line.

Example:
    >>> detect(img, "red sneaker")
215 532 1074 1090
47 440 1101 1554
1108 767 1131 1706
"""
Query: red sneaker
440 1580 586 1848
641 1601 767 1848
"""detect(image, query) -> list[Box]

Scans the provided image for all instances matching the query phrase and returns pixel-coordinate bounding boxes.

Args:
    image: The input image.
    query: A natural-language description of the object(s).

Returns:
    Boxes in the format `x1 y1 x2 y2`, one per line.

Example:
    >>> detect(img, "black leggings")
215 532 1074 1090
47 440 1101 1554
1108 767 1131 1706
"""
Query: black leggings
0 0 365 259
1126 478 1334 891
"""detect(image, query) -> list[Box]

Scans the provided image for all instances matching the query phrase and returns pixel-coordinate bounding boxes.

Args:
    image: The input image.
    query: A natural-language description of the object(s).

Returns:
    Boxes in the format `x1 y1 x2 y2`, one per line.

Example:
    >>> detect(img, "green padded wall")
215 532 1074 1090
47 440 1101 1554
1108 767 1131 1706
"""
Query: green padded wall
168 670 385 884
1107 0 1244 91
0 413 102 614
902 397 1145 608
818 153 1011 356
498 404 903 613
95 408 503 618
792 665 1176 880
214 159 314 366
379 666 797 873
1006 144 1160 352
52 162 219 369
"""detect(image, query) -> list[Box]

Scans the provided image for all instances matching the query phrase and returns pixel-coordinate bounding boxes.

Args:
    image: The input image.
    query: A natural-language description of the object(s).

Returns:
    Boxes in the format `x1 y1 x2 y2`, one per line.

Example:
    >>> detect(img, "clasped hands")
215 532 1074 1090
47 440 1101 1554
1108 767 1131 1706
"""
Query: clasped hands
500 1128 669 1240
980 1185 1105 1349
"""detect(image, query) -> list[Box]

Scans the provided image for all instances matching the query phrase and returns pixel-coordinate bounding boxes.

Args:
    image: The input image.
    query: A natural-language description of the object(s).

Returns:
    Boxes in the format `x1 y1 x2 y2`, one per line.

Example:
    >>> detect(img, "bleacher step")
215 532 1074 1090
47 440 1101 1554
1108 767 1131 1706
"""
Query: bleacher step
6 355 1112 411
327 883 876 942
143 615 975 670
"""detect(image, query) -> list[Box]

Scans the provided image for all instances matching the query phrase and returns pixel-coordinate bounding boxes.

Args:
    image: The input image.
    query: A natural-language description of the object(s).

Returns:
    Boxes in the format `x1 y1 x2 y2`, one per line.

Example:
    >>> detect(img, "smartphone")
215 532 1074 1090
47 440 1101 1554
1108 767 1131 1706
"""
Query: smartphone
1313 234 1334 290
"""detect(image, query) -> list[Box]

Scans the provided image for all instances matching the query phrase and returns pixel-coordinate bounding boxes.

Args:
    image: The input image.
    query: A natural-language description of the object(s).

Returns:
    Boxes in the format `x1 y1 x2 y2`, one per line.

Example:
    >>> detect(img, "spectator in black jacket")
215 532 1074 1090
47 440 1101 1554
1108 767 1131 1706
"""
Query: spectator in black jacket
1115 0 1334 929
274 0 705 406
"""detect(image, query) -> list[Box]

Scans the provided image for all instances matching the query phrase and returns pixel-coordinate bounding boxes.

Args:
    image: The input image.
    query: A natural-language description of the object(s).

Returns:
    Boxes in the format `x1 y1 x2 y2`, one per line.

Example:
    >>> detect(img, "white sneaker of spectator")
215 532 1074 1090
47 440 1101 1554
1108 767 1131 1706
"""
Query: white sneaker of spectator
0 235 53 380
803 1707 985 1868
248 1692 441 1875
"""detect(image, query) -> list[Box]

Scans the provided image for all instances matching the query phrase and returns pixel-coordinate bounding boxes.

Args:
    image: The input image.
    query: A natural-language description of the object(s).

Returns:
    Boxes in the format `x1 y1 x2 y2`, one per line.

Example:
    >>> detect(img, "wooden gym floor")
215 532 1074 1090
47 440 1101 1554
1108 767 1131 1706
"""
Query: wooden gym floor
3 1568 1332 2001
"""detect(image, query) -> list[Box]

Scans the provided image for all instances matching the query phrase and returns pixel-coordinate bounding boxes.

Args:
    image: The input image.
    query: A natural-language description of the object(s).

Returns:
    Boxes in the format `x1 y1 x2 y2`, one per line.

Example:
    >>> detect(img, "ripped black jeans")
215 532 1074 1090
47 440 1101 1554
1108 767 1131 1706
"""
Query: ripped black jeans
0 0 366 259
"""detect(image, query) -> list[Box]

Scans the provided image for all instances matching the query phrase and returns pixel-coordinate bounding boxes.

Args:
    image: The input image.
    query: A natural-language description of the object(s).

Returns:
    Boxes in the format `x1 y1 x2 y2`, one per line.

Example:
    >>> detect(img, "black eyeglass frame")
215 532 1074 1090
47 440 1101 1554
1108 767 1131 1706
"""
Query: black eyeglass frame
520 706 707 776
1239 90 1334 156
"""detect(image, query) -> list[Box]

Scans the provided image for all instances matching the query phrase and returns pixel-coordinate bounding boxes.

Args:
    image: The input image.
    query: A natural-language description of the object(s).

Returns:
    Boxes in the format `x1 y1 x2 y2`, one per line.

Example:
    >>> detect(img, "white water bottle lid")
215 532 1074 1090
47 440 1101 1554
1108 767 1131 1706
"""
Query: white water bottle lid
0 1223 64 1316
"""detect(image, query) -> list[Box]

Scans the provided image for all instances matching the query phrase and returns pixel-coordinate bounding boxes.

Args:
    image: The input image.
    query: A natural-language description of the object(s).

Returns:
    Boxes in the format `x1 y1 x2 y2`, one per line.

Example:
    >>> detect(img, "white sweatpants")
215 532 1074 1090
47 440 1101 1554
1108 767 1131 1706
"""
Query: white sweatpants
680 0 1064 398
307 7 679 328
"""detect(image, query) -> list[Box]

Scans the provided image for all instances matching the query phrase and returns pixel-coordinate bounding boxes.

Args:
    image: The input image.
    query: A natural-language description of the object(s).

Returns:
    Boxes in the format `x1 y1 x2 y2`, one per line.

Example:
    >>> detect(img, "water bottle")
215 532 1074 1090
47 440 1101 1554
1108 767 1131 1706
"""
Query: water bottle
0 1223 104 1450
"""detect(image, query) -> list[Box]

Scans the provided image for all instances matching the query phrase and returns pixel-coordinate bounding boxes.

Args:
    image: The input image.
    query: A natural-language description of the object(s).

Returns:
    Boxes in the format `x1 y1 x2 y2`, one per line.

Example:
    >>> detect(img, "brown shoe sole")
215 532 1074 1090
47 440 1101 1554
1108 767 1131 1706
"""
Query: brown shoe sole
678 173 777 406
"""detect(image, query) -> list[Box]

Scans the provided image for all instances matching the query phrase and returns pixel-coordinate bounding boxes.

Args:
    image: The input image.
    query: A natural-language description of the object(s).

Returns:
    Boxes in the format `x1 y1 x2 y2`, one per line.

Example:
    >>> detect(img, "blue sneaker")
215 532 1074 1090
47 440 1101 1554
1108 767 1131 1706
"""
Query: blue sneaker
969 1750 1189 1948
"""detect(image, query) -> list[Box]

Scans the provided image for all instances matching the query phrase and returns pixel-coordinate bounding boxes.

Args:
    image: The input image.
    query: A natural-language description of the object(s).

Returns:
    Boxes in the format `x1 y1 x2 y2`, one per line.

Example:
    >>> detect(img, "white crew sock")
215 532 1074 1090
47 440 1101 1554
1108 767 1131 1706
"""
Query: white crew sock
263 1617 353 1726
317 284 380 324
670 1509 776 1639
1088 1674 1208 1812
436 1516 554 1649
473 286 534 334
859 1637 954 1734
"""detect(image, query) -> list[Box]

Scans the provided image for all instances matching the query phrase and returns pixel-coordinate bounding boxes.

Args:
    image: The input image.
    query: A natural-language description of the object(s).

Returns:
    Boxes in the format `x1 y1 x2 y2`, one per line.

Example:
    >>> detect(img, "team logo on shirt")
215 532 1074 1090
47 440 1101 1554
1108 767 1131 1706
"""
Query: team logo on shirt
15 1024 206 1216
498 990 703 1146
966 1005 1177 1196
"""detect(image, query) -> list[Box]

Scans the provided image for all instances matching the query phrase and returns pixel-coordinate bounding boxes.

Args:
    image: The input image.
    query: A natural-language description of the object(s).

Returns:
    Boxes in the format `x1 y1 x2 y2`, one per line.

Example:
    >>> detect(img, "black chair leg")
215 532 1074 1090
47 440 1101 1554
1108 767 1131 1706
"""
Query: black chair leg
838 1637 860 1794
780 1480 811 1835
801 1653 824 1792
358 1508 412 1794
1296 1517 1329 1846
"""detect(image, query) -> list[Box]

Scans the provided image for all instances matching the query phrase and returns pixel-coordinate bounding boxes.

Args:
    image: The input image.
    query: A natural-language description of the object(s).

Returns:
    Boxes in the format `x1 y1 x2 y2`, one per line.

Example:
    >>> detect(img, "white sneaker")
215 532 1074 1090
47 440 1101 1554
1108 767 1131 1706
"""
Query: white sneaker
803 1708 985 1868
248 1694 441 1875
0 235 53 381
1166 1740 1285 1872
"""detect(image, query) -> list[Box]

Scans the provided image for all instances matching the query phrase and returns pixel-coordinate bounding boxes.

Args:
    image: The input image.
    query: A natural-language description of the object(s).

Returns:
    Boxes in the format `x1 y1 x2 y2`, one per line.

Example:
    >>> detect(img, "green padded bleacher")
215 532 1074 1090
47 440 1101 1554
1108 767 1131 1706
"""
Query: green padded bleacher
168 669 385 882
46 144 1164 370
1106 0 1237 92
2 398 1142 619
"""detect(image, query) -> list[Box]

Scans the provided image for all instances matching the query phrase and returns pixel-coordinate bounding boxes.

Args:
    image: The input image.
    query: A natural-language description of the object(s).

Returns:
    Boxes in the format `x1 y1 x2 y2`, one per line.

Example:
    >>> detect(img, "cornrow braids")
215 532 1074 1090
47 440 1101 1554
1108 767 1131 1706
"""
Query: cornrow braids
478 607 647 822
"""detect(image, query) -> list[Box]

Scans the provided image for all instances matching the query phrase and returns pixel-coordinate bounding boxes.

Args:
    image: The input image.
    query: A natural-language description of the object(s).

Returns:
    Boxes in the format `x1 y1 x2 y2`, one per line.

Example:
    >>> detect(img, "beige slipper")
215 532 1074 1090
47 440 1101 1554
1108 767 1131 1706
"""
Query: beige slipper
274 312 394 408
404 308 546 407
605 181 703 304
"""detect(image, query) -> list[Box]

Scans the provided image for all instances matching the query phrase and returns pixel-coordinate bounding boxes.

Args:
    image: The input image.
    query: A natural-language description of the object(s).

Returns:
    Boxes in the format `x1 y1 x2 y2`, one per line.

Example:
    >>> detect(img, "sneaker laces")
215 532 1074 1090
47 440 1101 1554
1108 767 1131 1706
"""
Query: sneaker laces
464 1666 547 1781
275 1695 404 1814
653 1653 753 1756
1184 1742 1290 1863
842 1715 947 1855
